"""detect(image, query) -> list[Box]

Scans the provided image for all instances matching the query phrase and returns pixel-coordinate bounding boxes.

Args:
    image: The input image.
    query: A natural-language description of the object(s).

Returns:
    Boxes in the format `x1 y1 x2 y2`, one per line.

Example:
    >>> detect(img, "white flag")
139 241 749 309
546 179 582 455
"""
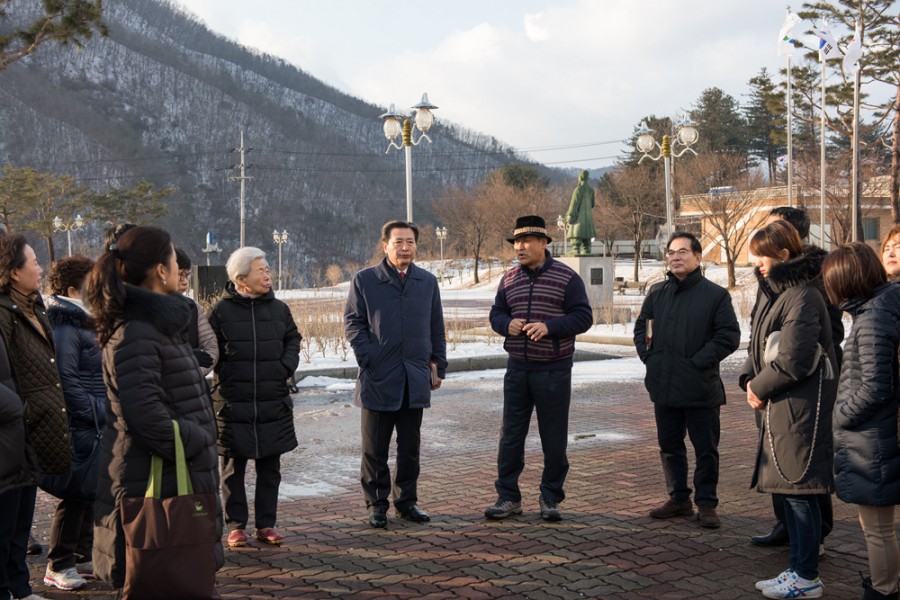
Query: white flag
814 20 842 61
777 10 802 56
842 20 863 76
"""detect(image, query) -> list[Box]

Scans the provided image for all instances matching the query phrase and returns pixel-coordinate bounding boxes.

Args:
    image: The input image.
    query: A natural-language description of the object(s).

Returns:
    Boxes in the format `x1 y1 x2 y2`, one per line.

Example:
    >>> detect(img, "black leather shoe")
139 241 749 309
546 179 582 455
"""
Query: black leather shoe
751 522 789 546
368 507 388 528
397 505 431 523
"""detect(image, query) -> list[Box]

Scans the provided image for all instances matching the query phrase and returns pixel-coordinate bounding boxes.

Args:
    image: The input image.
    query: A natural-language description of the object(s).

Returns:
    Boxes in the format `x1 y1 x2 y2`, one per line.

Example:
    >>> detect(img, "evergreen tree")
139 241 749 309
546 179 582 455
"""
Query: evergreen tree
745 68 785 181
488 164 550 191
88 180 172 225
689 87 749 158
0 0 106 69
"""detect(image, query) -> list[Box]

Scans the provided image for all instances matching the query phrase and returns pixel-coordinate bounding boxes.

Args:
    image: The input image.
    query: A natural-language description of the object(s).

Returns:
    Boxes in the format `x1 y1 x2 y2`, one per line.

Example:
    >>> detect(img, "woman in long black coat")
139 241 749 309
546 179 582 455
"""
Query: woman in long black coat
208 246 300 548
740 221 836 599
86 226 222 595
825 243 900 600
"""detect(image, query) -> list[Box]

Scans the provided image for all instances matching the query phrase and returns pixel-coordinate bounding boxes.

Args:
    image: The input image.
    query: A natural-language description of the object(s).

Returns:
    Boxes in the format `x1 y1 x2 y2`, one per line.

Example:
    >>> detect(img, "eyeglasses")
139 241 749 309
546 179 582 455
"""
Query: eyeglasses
665 249 694 258
178 269 190 281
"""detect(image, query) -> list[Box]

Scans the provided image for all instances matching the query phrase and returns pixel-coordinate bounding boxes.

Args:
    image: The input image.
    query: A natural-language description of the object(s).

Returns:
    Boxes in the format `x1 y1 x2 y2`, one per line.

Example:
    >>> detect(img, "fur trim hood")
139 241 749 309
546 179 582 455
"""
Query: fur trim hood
756 250 824 296
46 295 95 330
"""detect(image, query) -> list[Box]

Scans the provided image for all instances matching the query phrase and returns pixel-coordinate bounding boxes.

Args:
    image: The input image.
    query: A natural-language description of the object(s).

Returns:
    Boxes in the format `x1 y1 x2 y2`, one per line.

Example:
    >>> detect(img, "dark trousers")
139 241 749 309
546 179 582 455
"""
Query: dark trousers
654 405 720 507
48 497 93 571
222 454 281 530
360 400 423 512
773 493 833 543
0 485 36 599
783 494 822 580
495 368 571 504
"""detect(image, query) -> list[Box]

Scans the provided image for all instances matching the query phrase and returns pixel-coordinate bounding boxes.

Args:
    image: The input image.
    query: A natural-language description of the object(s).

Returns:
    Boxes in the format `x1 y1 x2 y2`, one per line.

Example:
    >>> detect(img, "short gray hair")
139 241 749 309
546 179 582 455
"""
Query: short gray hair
225 246 266 283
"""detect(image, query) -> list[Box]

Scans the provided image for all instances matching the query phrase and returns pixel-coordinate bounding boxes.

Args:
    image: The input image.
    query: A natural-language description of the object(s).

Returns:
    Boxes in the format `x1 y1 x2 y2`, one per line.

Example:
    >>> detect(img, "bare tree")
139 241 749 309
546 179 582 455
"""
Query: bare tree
433 187 495 284
677 153 763 289
434 176 556 284
598 168 663 281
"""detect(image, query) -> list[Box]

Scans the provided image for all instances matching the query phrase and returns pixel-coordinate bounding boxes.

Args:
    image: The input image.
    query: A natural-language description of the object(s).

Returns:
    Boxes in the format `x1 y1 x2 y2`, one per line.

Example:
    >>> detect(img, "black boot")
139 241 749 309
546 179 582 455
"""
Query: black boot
861 574 899 600
751 522 789 546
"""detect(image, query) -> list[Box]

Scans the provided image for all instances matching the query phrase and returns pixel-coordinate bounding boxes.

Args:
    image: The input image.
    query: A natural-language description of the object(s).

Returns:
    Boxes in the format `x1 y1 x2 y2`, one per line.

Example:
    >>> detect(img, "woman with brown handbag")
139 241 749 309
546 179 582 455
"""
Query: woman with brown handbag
86 226 222 598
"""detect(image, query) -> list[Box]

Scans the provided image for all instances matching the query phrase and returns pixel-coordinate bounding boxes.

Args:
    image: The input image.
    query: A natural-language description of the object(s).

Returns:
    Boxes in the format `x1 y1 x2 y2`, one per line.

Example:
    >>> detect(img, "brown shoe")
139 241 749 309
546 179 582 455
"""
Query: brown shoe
697 506 721 528
649 498 694 519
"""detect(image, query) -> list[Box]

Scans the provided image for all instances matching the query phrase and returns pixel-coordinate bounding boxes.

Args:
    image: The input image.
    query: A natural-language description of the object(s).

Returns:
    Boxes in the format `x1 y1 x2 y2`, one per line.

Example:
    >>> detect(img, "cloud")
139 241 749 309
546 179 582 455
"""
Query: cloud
523 12 549 42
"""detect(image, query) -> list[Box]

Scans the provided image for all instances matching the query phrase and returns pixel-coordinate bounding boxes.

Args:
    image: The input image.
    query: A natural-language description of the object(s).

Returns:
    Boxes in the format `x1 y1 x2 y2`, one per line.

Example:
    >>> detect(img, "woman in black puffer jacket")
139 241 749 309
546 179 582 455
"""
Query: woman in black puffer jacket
824 243 900 600
42 255 107 590
86 226 222 596
208 246 301 548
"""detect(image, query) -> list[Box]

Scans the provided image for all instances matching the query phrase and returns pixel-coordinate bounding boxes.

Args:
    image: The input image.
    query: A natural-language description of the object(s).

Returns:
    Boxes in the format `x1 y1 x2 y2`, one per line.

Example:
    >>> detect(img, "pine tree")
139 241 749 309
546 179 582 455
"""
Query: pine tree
745 69 785 182
689 87 749 158
0 0 106 69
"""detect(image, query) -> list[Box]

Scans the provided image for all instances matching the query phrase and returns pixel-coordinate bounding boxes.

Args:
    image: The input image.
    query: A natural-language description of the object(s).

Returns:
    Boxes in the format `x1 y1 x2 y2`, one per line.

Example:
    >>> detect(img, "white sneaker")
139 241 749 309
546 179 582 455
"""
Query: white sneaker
761 570 824 599
43 566 87 591
756 568 795 591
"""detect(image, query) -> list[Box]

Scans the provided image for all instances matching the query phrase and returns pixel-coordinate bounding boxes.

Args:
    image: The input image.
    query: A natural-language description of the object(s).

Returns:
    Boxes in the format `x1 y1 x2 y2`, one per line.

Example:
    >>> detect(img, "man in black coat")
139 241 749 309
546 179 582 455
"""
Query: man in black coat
344 221 447 529
634 232 740 529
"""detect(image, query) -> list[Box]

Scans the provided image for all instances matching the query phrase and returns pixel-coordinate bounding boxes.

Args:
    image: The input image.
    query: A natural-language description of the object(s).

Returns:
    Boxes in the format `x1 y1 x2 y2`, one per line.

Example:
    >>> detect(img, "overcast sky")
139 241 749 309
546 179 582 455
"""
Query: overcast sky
171 0 848 170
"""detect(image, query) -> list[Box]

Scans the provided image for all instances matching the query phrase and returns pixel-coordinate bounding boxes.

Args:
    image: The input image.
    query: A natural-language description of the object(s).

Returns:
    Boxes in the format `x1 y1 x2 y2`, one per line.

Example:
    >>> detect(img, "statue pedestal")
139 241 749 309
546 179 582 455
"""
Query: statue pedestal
557 255 619 325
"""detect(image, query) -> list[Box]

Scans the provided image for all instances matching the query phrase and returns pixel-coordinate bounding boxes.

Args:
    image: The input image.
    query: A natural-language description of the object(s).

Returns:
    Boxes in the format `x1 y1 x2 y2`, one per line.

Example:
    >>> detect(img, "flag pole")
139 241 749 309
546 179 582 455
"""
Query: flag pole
787 54 794 207
820 57 827 248
851 67 860 242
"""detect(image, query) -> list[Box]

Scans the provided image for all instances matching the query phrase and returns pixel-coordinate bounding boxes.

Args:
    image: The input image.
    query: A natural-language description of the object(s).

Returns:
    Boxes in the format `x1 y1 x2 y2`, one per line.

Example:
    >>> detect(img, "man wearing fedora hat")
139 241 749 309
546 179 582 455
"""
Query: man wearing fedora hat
485 215 593 521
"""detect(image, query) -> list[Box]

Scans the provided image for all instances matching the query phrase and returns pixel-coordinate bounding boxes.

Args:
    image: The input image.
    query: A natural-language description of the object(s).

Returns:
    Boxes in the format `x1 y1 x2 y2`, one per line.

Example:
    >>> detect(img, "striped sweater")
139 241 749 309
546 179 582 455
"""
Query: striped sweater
489 254 593 371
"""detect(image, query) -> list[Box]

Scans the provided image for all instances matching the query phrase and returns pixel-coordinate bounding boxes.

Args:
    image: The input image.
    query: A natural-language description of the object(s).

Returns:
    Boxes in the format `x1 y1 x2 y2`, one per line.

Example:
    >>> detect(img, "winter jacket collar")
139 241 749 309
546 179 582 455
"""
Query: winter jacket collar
373 257 424 286
840 283 894 317
518 250 554 279
760 251 822 295
0 289 47 315
9 288 38 318
221 281 276 305
122 284 192 337
666 265 703 292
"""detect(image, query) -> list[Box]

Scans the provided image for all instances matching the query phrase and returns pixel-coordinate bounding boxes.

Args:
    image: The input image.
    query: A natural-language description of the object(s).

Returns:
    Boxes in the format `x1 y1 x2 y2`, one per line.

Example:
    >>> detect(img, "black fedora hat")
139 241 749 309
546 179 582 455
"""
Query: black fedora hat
506 215 552 244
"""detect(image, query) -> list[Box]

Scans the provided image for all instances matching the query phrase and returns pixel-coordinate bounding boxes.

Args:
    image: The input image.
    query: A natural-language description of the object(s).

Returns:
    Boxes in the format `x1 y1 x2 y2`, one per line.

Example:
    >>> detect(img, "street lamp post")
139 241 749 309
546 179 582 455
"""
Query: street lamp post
635 118 699 239
379 93 438 223
272 229 288 291
556 215 568 255
53 214 84 257
435 226 448 263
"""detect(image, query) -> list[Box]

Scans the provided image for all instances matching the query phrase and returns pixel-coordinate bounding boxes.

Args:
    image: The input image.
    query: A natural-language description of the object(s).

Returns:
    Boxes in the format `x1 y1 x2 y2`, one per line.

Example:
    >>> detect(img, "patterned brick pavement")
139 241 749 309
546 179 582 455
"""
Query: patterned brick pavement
27 358 870 599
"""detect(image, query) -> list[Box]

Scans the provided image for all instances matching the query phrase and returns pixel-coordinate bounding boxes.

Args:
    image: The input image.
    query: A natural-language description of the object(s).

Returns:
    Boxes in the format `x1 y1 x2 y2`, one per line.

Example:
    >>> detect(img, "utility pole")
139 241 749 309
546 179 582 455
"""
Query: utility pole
228 130 253 247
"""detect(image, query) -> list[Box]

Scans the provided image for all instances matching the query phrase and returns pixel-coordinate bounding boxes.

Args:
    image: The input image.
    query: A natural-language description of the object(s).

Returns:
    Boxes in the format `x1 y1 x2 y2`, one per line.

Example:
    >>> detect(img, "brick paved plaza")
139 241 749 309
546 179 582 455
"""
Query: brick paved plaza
27 357 871 599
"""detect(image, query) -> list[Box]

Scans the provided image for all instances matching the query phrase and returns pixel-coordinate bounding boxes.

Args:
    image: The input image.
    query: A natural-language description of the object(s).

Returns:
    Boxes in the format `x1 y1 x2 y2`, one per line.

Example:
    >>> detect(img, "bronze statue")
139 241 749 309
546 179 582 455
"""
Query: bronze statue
565 170 597 255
